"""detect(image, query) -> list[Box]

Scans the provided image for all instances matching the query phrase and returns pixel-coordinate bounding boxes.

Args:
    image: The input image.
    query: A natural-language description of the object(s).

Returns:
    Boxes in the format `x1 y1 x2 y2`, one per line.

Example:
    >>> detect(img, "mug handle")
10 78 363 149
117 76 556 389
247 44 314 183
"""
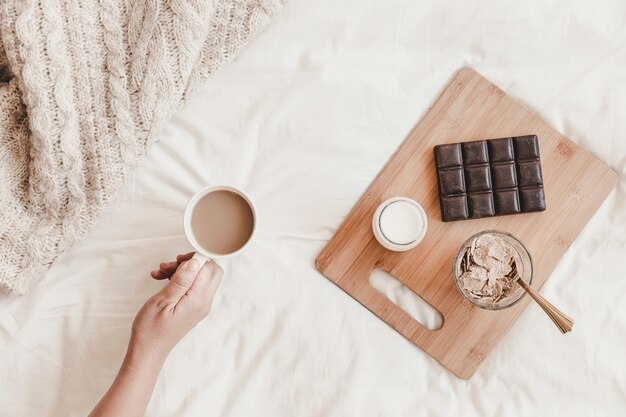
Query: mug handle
191 251 210 266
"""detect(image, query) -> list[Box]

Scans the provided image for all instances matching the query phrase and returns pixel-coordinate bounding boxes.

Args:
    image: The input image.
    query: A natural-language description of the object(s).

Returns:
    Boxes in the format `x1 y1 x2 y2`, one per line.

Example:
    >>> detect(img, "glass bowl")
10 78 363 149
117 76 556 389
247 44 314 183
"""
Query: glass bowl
453 230 533 310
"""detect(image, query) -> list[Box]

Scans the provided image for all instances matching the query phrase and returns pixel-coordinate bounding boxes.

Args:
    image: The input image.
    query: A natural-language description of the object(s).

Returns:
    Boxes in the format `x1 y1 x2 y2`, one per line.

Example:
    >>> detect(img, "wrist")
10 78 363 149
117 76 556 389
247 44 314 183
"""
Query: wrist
125 337 169 371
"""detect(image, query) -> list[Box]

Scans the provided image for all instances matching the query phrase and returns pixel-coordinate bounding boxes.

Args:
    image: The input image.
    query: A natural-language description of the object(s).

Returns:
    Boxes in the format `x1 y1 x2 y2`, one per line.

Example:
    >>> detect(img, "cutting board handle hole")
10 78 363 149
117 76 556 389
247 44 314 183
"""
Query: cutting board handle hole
369 269 443 330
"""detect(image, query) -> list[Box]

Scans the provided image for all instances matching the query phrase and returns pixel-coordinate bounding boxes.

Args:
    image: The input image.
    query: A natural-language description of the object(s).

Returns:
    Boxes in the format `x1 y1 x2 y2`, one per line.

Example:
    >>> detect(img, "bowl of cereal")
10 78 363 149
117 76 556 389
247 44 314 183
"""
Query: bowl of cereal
454 230 533 310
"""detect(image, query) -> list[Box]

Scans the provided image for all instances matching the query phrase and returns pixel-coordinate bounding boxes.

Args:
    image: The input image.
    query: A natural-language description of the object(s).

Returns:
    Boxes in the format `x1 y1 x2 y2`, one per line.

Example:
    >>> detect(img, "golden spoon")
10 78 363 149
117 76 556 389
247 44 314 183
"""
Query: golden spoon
510 264 574 334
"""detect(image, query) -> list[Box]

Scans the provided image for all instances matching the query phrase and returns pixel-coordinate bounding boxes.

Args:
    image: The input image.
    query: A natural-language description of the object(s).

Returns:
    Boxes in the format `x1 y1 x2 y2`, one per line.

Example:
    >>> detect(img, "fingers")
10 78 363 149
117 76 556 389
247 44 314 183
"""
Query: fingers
151 263 177 280
205 264 223 299
150 269 170 280
150 253 196 280
160 261 179 274
184 261 224 313
194 261 223 297
176 252 194 263
160 258 203 300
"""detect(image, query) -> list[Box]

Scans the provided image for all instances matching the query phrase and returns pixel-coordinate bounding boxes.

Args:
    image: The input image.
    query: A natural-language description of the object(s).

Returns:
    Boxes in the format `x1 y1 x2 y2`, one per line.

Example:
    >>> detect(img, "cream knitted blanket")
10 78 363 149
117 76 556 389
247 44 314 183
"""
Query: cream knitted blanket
0 0 285 295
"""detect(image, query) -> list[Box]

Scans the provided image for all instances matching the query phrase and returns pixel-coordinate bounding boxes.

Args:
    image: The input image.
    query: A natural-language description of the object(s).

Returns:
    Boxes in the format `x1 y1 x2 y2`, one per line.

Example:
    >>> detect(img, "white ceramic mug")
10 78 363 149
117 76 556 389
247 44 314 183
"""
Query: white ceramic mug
183 185 258 265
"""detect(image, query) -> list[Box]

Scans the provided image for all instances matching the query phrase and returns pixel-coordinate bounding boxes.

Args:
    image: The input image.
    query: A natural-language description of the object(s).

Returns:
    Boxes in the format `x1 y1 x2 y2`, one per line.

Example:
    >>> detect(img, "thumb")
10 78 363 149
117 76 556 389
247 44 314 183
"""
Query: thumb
160 258 203 301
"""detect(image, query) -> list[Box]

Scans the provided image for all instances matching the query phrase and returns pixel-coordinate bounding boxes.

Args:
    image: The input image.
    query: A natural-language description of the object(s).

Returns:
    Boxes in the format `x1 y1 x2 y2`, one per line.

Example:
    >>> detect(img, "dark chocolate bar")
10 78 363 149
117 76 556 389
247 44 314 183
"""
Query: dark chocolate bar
434 135 546 222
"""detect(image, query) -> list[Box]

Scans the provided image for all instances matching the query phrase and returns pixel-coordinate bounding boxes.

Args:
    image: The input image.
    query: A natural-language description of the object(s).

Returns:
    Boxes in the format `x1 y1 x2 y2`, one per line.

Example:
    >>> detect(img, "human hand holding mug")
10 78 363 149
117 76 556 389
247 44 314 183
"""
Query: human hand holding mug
138 185 257 358
89 253 223 417
137 185 256 360
89 185 257 417
138 252 224 361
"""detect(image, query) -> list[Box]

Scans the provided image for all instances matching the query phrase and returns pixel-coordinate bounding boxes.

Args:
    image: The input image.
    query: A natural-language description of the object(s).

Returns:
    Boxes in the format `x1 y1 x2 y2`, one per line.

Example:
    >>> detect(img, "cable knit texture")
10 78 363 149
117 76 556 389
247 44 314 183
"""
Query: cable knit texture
0 0 286 295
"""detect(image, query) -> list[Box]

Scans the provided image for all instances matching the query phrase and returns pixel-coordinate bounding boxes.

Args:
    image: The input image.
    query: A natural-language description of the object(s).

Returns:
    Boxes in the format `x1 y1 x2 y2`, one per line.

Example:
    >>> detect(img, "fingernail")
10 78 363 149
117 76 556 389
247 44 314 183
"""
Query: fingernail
187 258 201 271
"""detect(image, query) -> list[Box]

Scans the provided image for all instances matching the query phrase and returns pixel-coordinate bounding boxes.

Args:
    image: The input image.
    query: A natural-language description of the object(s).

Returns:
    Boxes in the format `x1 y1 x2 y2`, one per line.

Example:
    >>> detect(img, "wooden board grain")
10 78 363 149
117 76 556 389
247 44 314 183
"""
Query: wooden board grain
315 67 618 379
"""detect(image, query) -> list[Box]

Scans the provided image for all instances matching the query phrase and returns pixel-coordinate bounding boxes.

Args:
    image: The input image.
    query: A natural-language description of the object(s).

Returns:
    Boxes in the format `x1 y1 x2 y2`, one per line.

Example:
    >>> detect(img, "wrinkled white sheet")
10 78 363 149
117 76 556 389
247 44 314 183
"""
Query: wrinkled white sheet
1 0 625 415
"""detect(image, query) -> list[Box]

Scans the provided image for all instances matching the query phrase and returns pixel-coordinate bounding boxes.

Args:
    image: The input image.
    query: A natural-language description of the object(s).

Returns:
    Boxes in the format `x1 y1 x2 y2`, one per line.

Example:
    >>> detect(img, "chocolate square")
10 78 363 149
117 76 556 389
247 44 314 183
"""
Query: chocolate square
514 135 540 160
438 167 465 194
519 186 546 212
488 138 514 163
467 192 495 218
494 190 521 214
434 135 546 221
517 160 543 187
491 163 517 189
464 165 491 192
434 143 463 168
462 141 489 165
441 195 469 221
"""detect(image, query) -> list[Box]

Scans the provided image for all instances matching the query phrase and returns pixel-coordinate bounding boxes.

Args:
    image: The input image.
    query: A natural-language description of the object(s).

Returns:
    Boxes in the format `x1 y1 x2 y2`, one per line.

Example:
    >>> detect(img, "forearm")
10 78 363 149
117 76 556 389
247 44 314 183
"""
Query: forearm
89 343 166 417
89 254 221 416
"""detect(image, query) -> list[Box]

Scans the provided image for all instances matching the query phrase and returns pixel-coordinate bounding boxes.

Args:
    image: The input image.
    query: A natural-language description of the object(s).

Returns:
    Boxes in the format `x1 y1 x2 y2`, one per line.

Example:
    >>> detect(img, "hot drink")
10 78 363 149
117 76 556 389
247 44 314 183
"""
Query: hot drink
190 190 254 255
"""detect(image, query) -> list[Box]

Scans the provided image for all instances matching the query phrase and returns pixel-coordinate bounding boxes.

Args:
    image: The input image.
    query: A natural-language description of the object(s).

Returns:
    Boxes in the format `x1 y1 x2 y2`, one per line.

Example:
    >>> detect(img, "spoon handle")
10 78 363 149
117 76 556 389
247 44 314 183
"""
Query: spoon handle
516 277 574 334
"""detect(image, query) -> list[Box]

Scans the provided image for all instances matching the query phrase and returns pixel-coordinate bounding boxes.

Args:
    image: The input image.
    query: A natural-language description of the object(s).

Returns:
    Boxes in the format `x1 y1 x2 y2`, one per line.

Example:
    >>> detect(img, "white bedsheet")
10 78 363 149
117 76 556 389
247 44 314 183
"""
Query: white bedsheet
1 0 625 415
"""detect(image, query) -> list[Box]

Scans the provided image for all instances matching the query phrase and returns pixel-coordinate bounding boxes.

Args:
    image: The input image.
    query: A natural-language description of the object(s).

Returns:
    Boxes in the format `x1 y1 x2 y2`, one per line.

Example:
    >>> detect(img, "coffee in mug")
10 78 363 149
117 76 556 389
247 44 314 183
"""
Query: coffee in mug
184 185 257 264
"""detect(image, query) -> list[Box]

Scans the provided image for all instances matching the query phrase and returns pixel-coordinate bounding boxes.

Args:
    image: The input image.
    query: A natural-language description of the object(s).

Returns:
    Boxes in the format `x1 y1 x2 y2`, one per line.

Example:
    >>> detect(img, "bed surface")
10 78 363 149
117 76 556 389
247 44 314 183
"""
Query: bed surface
1 0 625 415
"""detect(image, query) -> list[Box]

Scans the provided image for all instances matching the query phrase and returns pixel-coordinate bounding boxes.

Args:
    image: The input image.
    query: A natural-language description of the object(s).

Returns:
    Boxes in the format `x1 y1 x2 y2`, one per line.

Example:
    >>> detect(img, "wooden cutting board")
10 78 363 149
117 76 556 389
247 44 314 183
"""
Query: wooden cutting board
315 67 618 379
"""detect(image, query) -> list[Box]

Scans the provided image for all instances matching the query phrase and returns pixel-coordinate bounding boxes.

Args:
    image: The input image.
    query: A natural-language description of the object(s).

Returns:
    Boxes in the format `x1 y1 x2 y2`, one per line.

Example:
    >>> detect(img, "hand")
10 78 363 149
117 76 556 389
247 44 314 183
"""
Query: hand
129 252 223 364
88 253 222 417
